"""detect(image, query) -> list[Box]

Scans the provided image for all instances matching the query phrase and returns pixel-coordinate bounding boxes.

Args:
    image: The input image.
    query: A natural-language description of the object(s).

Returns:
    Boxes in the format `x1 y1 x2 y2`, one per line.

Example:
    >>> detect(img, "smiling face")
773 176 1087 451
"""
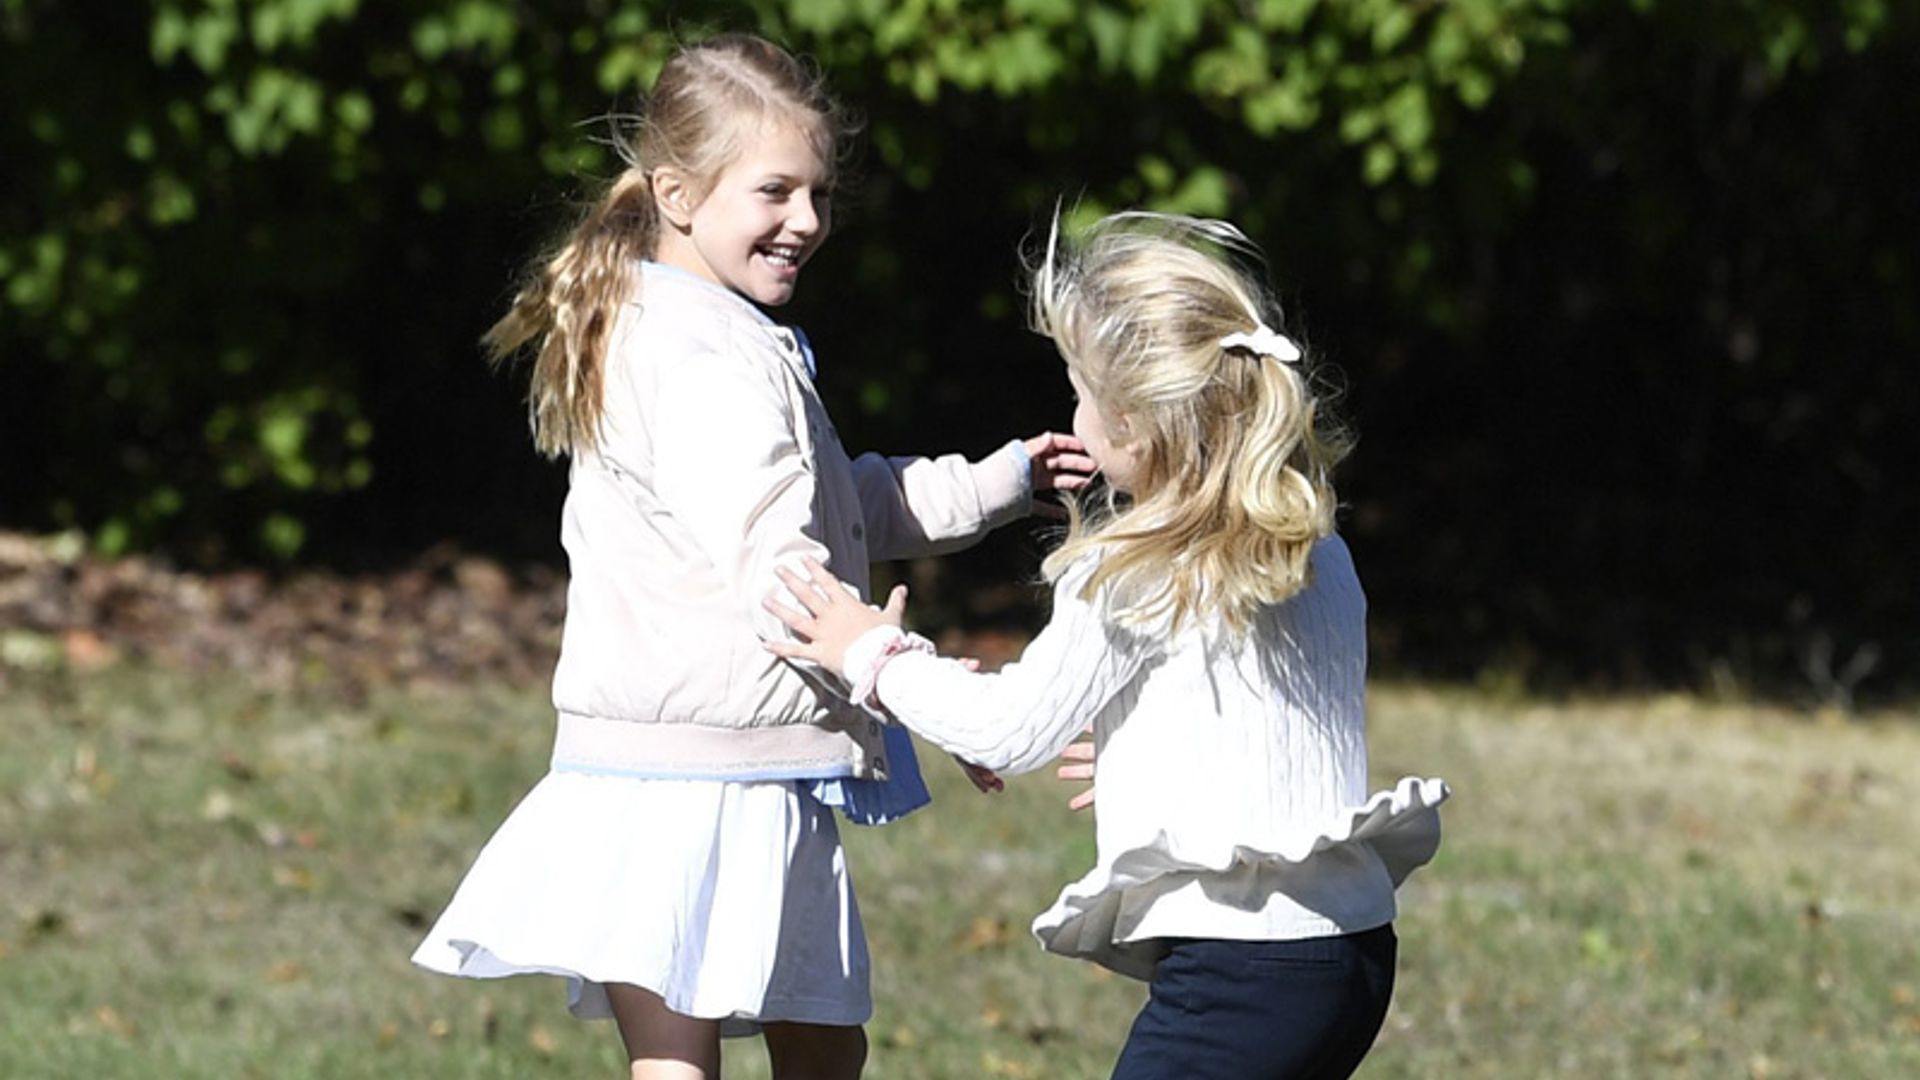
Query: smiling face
1068 366 1143 493
651 117 832 308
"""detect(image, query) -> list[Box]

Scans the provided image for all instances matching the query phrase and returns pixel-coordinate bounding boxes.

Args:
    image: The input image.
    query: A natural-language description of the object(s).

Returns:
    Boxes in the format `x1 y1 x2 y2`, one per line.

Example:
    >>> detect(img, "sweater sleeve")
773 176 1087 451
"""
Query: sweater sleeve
869 563 1151 775
849 440 1031 561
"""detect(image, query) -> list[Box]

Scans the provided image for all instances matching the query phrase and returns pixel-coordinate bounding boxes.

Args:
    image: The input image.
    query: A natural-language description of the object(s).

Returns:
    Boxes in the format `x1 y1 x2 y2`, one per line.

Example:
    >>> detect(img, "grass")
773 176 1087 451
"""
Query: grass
2 666 1917 1078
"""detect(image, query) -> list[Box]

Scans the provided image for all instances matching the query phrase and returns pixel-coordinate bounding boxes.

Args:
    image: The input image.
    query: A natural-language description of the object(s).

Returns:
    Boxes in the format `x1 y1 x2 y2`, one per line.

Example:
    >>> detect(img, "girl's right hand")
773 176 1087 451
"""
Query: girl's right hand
1055 726 1096 811
955 756 1005 794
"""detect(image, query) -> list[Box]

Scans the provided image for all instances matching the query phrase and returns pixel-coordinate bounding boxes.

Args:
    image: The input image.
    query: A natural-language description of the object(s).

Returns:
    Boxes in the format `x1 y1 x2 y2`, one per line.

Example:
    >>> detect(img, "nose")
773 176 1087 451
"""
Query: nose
787 190 823 237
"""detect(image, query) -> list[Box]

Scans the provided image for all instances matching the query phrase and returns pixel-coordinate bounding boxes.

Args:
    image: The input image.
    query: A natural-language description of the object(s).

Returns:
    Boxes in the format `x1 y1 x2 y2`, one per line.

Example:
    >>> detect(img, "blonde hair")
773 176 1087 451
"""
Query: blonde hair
1034 211 1351 636
484 34 852 457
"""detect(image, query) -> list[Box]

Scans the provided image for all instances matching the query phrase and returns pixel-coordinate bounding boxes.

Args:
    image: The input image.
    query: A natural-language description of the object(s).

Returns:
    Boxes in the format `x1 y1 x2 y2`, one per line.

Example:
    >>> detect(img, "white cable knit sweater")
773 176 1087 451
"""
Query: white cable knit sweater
848 535 1450 979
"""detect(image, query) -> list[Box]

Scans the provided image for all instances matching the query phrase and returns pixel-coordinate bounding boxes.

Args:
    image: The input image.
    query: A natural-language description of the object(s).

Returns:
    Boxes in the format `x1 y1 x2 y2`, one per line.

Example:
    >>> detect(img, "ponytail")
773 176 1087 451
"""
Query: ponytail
484 169 658 457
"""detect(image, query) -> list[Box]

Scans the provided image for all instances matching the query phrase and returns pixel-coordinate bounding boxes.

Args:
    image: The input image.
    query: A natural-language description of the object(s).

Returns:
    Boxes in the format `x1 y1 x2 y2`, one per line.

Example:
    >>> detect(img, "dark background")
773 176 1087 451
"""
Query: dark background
5 2 1915 703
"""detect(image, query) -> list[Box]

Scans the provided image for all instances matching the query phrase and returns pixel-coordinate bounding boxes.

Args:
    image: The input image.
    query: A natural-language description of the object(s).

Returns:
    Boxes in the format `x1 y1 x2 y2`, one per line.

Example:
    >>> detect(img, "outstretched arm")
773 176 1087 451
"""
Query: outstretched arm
766 556 1146 775
851 432 1097 558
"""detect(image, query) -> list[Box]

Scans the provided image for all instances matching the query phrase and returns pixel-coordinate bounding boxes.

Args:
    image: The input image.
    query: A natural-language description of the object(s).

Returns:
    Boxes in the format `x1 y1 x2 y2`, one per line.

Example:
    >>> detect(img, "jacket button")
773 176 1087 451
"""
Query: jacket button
868 719 880 735
851 522 864 540
873 757 887 772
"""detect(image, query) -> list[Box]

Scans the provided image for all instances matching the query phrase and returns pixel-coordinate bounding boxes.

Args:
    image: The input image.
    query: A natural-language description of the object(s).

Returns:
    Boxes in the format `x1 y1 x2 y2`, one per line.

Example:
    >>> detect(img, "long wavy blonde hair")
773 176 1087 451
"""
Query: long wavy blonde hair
1035 212 1352 636
484 34 852 457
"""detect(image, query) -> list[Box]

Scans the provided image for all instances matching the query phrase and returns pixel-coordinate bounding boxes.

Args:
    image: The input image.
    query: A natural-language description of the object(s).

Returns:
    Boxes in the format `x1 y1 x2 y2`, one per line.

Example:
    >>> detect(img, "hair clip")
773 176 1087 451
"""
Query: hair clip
1219 324 1302 364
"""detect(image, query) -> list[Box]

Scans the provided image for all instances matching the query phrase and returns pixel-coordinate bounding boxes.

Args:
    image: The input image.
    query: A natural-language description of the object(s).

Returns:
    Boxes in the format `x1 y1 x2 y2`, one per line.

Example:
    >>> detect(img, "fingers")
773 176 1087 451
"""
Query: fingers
1058 740 1095 763
772 564 824 614
881 583 908 622
761 592 813 630
1044 452 1099 475
1067 786 1095 812
774 557 859 614
1025 431 1088 455
955 757 1005 794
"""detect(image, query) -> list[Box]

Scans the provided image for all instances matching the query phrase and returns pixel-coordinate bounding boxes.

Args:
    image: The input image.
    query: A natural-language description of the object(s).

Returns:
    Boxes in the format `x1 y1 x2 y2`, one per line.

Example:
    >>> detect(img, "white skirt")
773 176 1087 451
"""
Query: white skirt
410 770 871 1036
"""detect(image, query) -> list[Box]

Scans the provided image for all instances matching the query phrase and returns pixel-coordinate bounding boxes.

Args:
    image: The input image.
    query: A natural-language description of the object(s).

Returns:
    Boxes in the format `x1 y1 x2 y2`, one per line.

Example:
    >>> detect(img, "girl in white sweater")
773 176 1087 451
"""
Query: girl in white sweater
767 212 1450 1080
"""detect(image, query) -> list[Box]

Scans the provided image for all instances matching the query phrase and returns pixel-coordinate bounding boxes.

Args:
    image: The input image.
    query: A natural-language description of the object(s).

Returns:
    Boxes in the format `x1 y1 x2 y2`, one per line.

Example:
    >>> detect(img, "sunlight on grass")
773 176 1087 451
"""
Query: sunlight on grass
2 669 1916 1078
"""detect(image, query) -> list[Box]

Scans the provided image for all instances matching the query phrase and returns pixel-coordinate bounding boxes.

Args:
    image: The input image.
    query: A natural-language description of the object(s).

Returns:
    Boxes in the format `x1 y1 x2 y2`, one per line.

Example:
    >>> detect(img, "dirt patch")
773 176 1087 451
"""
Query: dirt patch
0 531 564 696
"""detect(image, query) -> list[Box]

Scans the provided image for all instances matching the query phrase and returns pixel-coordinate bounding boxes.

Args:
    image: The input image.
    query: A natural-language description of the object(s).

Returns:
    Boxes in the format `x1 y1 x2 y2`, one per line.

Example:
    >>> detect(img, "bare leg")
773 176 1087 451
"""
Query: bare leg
763 1022 867 1080
606 983 723 1080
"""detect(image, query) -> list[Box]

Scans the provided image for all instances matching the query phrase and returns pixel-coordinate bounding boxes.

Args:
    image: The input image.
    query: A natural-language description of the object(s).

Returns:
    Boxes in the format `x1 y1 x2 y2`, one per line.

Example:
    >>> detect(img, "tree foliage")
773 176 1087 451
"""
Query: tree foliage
4 0 1916 694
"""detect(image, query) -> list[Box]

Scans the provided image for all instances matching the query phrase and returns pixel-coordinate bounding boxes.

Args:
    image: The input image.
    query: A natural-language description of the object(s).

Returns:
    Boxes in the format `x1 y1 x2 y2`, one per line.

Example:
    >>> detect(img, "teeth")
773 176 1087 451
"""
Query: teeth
762 245 801 267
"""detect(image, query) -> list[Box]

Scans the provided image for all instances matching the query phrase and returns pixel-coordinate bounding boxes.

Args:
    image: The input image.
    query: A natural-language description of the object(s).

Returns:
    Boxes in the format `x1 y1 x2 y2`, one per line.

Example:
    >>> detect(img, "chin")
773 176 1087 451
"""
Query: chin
753 282 798 306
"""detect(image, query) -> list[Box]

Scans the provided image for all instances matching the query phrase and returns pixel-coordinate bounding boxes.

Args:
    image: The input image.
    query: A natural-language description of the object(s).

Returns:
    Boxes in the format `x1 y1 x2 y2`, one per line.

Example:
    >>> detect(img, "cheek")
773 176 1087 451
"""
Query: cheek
1071 401 1098 452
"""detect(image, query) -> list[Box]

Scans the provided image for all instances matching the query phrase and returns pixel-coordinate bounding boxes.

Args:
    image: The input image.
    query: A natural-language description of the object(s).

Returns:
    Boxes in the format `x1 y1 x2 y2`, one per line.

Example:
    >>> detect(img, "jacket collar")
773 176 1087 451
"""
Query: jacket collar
637 260 816 379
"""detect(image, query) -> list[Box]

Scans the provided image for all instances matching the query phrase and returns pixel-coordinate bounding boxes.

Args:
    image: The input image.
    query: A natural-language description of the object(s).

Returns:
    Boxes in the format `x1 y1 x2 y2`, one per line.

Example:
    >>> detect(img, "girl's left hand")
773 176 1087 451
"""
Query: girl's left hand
765 557 902 679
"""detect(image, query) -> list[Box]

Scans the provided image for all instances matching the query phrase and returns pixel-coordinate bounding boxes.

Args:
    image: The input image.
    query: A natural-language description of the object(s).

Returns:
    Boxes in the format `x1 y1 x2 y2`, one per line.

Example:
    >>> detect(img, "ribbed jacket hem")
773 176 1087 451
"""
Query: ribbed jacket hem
549 710 866 781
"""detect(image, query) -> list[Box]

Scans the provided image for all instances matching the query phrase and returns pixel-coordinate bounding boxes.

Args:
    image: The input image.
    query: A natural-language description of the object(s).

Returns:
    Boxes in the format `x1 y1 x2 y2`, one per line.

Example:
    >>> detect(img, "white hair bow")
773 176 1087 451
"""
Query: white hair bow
1219 324 1302 364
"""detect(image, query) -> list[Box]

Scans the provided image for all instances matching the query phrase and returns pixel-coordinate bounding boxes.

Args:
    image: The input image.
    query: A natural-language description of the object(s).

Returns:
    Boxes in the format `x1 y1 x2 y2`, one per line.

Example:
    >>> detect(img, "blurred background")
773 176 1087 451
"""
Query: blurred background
5 0 1917 702
6 6 1920 1078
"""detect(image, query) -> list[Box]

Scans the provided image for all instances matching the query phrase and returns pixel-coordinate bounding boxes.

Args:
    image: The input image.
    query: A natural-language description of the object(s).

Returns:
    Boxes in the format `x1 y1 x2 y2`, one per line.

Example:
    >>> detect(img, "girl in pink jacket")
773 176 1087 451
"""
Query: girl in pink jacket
412 35 1091 1079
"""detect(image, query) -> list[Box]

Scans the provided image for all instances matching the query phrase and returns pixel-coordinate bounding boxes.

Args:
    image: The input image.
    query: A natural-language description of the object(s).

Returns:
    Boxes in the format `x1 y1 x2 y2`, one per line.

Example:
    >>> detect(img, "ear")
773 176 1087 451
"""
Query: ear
651 168 697 229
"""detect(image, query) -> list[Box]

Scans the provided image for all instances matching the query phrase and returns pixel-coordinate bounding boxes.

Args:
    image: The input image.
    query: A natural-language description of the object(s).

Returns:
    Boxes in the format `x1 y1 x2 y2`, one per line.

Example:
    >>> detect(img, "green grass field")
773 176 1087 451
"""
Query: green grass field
3 667 1916 1078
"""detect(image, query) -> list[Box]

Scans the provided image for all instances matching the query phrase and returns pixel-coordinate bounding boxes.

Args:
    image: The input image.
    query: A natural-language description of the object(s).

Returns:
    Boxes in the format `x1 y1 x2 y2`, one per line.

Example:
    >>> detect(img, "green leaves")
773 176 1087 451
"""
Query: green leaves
3 0 1909 572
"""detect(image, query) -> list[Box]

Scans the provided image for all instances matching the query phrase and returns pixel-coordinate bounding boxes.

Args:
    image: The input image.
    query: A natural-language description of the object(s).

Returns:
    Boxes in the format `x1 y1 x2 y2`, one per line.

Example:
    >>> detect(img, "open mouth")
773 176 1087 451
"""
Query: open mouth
758 243 804 270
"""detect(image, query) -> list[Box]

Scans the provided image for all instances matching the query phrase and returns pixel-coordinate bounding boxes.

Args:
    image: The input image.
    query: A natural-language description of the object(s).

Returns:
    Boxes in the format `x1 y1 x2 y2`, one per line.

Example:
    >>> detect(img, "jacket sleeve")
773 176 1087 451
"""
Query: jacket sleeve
849 440 1032 561
870 563 1150 775
649 325 832 644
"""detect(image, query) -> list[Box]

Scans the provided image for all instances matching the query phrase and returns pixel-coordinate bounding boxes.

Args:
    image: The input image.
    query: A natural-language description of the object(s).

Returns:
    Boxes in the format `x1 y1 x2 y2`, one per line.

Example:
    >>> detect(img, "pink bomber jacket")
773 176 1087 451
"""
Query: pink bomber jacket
547 261 1031 781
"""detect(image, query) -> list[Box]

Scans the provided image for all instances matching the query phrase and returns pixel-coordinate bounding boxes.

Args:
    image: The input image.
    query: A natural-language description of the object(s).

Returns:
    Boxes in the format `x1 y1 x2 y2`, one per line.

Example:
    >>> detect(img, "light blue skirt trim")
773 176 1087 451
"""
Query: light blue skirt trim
549 725 930 827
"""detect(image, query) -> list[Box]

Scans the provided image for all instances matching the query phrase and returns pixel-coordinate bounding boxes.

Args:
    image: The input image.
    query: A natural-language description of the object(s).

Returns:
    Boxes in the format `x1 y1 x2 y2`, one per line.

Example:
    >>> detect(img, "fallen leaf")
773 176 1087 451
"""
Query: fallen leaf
264 961 305 983
428 1017 451 1039
202 790 238 822
95 1005 136 1039
220 750 259 781
960 915 1011 951
63 628 118 672
529 1026 557 1055
981 1051 1038 1079
271 865 314 890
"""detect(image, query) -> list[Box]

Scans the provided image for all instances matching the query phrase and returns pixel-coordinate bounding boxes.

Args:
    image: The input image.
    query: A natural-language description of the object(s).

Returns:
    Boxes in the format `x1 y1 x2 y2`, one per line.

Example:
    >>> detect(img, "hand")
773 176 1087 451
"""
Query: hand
1023 431 1098 520
955 756 1005 794
765 557 903 680
1054 726 1095 811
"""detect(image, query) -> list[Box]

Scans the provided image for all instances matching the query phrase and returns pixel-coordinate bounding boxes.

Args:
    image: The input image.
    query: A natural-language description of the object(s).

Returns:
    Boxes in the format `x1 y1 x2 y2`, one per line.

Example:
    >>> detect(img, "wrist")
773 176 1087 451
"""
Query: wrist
844 624 934 708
